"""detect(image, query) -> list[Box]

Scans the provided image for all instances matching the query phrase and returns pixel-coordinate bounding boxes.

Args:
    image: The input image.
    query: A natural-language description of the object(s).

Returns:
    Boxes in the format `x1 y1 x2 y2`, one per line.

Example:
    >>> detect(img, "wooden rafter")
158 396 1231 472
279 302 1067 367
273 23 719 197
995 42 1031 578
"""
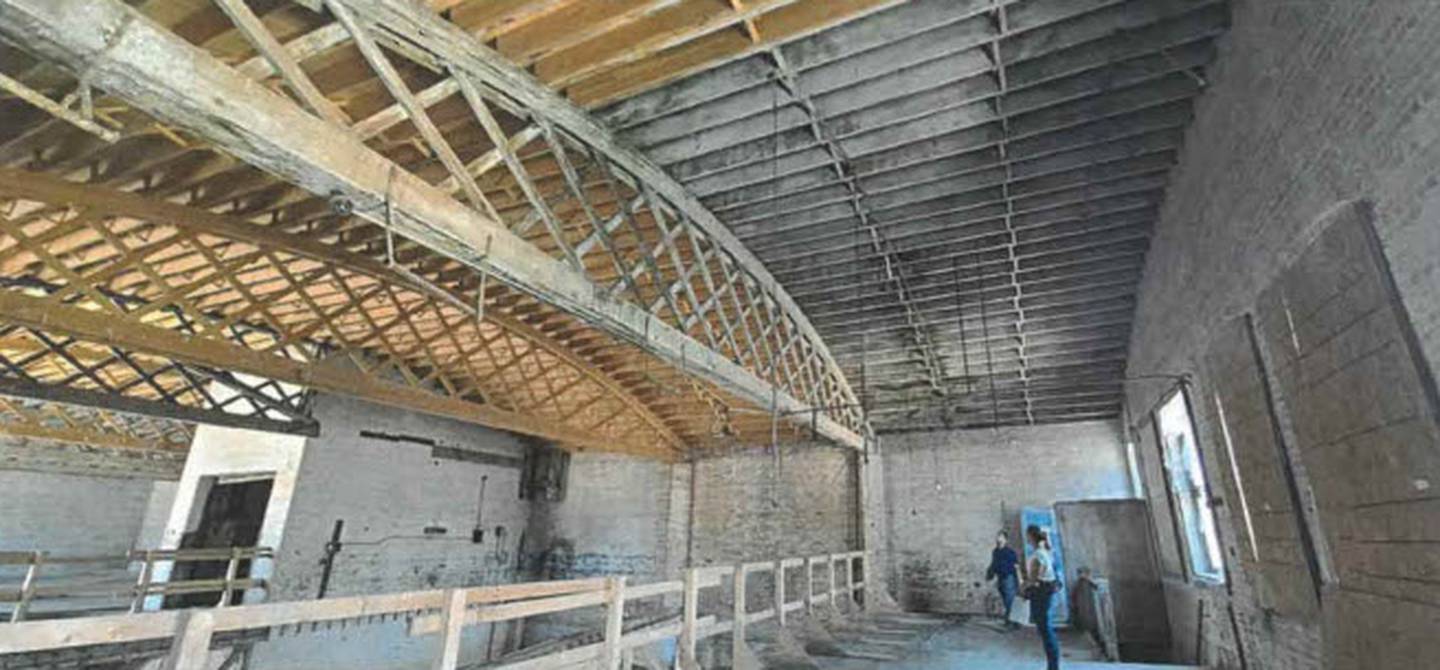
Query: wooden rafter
0 168 682 457
0 0 869 449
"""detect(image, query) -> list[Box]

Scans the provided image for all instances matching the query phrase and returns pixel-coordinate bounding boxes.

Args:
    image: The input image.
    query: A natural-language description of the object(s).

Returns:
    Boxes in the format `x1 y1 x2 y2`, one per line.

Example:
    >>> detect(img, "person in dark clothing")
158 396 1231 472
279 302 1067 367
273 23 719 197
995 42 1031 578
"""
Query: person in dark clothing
985 530 1020 627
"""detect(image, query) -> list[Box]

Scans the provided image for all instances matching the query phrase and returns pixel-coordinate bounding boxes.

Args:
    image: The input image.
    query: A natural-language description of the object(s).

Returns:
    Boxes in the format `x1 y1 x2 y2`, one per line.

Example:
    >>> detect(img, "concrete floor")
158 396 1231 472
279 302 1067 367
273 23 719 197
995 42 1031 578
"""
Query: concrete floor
813 616 1200 670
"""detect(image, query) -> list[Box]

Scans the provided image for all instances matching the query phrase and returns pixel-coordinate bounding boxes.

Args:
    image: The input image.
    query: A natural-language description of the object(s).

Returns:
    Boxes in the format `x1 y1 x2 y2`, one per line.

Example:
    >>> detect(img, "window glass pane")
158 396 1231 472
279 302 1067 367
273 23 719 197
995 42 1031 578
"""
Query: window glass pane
1156 391 1225 582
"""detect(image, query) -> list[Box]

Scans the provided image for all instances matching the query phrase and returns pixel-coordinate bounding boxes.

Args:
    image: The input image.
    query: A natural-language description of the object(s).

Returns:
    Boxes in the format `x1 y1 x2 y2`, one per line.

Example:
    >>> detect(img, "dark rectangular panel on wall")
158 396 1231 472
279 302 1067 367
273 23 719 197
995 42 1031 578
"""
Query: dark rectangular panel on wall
1253 202 1440 668
1134 418 1185 579
1198 317 1320 619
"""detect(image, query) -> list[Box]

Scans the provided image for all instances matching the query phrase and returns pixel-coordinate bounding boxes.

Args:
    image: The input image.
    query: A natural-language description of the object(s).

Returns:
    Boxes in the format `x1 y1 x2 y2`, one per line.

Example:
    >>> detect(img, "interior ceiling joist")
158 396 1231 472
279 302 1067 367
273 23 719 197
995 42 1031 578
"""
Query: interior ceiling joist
0 0 1227 458
598 0 1228 431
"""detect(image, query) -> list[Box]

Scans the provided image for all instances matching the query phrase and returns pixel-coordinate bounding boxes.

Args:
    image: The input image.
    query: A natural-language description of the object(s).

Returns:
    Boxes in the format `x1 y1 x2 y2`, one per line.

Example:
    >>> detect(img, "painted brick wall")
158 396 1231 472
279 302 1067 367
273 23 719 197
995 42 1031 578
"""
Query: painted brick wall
1125 3 1440 669
882 420 1132 613
526 452 681 582
253 394 532 670
690 443 859 567
269 394 532 598
0 434 183 480
0 469 152 581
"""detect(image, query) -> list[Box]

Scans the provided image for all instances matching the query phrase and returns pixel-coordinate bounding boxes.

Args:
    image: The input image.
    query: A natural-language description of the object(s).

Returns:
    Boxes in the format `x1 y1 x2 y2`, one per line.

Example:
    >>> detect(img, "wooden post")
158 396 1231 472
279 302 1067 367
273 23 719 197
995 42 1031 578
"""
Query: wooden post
773 559 786 627
828 553 839 611
218 547 241 607
162 609 216 670
131 550 155 613
860 551 871 612
680 568 699 669
432 588 468 670
601 576 626 670
731 564 746 666
804 557 814 613
10 551 42 623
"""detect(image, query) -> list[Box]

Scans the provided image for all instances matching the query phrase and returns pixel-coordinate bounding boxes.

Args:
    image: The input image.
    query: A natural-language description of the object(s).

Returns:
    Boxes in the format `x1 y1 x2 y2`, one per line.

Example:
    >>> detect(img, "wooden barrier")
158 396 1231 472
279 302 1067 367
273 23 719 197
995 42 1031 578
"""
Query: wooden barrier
0 550 867 668
0 546 274 621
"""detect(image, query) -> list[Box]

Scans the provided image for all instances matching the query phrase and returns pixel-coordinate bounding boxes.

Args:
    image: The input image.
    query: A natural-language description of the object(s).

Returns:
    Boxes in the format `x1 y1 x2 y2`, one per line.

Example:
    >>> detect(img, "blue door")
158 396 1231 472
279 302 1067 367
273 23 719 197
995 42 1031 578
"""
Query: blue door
1021 506 1069 626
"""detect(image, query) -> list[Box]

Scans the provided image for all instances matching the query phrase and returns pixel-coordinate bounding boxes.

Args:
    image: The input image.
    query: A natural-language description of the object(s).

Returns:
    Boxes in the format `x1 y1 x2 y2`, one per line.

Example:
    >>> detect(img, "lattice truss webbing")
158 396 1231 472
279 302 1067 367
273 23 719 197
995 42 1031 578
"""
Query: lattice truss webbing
0 0 866 439
0 319 314 433
0 177 681 457
0 394 193 451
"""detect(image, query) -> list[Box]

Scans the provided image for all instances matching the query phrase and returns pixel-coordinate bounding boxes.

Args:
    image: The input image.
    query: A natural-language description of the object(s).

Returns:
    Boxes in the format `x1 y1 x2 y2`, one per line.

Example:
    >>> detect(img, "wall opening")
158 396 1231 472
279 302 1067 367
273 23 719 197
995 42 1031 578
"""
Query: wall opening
165 474 274 608
1155 391 1224 582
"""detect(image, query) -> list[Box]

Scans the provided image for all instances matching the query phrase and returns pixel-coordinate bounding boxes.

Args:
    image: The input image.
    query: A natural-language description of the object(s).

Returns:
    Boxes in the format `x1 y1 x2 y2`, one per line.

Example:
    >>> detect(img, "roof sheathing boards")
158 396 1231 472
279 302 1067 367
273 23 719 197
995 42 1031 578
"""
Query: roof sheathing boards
599 0 1228 431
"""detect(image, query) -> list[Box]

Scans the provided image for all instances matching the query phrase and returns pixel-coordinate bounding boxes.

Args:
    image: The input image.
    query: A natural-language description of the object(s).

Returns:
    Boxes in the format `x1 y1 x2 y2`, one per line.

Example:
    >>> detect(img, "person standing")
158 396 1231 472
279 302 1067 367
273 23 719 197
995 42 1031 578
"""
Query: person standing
1025 524 1061 670
985 530 1020 627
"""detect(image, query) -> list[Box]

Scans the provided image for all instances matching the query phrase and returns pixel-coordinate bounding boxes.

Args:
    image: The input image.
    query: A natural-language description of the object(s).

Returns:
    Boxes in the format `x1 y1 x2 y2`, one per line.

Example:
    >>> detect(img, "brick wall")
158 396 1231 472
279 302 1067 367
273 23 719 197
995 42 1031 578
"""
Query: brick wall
526 452 681 582
269 394 531 599
1126 3 1440 668
690 443 859 566
253 394 532 670
882 420 1132 612
0 434 183 480
0 469 152 581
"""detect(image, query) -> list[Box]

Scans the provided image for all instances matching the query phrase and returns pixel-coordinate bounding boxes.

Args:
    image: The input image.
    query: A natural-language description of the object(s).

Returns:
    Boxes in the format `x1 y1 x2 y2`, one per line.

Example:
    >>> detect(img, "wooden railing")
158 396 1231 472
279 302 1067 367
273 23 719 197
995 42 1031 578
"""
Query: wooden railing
0 550 868 670
0 546 274 622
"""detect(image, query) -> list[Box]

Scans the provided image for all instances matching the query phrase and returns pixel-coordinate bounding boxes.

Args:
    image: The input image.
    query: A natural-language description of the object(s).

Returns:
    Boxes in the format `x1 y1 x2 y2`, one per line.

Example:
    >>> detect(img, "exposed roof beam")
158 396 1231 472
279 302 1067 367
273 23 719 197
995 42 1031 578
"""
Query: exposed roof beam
0 0 865 448
0 167 688 451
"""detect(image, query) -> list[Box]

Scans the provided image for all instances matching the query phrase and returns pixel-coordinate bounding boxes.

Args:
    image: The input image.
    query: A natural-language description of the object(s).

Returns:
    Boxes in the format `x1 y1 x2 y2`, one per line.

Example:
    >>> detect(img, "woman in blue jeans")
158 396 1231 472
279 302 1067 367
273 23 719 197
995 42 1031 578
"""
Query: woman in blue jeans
1025 524 1061 670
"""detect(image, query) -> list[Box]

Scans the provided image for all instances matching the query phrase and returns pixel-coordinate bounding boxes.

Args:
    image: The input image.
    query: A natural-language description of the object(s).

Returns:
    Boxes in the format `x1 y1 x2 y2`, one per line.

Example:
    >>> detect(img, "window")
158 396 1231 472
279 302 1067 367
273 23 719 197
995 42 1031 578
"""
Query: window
1156 390 1225 582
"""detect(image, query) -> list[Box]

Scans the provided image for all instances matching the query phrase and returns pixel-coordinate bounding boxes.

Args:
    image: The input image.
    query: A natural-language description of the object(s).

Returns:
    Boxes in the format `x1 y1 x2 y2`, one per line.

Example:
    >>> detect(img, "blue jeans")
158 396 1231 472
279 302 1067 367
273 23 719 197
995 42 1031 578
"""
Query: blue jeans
1031 585 1060 670
997 574 1018 620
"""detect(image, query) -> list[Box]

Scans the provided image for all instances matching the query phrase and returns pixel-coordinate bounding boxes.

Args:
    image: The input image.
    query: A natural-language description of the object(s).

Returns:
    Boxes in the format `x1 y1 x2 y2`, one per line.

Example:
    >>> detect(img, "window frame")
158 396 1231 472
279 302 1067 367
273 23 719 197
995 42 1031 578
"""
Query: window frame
1153 385 1227 584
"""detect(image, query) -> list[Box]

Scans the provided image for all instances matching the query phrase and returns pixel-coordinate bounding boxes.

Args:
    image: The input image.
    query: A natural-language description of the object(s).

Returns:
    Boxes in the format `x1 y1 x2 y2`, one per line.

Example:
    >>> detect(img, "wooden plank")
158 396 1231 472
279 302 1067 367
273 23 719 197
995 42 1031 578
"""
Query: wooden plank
409 590 609 635
804 556 814 613
0 71 118 142
213 0 349 125
774 558 785 627
461 578 609 604
212 590 447 632
9 552 41 622
161 610 215 670
325 0 495 220
680 568 699 669
601 577 626 670
732 563 746 664
432 589 467 670
828 553 839 608
624 579 682 600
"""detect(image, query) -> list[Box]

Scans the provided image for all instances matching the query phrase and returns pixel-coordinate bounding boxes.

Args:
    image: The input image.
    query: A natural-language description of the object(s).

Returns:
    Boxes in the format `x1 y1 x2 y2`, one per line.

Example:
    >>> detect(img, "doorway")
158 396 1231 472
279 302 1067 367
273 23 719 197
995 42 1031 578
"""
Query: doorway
165 475 273 608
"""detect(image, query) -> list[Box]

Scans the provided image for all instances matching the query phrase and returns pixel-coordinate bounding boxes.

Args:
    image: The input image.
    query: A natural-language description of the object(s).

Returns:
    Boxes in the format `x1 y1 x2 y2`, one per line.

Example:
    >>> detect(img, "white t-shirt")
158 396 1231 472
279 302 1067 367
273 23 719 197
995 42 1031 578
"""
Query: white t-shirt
1032 546 1057 582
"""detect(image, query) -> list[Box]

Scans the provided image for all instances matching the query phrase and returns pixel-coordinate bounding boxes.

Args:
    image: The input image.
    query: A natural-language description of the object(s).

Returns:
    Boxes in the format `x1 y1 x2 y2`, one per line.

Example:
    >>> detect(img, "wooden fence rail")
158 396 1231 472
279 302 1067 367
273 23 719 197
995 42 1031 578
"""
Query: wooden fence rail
0 546 274 622
0 549 867 670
